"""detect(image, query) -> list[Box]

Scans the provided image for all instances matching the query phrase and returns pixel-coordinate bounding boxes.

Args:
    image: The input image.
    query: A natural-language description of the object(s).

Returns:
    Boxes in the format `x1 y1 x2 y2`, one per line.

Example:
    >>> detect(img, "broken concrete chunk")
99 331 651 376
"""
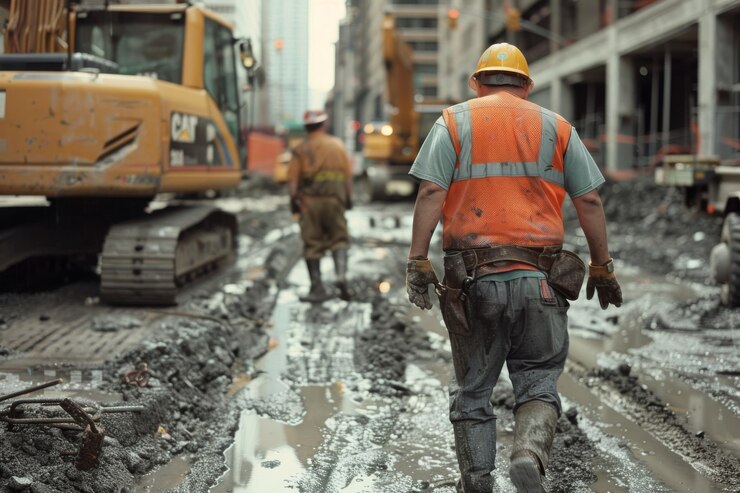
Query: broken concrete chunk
9 476 32 491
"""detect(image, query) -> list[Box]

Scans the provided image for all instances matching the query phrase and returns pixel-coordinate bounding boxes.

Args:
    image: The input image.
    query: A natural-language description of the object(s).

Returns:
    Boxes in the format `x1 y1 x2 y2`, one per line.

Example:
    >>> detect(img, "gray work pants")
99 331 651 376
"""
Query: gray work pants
447 277 569 491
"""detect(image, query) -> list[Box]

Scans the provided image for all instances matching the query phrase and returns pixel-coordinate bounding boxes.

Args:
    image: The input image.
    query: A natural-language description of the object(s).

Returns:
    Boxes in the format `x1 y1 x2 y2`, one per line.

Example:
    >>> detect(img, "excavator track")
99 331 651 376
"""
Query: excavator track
100 206 237 305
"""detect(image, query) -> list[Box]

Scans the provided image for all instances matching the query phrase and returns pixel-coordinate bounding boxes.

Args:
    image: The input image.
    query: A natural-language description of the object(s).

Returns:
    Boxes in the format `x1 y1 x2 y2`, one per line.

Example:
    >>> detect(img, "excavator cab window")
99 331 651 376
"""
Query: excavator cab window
75 11 185 84
203 19 241 155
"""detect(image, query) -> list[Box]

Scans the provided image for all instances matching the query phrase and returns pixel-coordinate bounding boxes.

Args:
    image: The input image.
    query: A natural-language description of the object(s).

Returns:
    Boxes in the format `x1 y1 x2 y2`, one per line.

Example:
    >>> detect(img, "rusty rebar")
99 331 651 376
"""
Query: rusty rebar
0 378 63 402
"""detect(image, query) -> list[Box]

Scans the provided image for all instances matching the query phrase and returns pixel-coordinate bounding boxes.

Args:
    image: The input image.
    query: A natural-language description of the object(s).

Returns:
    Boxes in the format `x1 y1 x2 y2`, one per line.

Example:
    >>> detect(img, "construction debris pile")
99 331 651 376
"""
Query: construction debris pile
597 176 723 281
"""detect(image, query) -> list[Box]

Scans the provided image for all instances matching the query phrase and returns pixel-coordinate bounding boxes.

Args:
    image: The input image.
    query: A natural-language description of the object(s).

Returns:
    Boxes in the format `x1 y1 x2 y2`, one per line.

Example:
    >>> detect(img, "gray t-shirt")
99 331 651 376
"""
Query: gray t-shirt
409 115 605 281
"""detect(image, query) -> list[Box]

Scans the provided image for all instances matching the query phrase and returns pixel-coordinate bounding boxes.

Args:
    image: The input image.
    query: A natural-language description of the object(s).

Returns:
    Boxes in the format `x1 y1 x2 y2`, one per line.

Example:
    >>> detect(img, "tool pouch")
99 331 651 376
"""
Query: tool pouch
546 250 586 300
437 252 472 335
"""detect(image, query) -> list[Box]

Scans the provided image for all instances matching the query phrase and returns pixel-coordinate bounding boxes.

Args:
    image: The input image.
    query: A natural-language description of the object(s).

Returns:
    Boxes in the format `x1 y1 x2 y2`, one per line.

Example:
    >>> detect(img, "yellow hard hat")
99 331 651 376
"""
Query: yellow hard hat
468 43 531 91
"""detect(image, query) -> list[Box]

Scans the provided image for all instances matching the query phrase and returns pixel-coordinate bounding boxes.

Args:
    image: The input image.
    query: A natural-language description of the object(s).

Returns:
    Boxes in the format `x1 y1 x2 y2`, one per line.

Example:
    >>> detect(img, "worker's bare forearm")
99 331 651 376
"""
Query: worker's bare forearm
572 190 611 265
409 181 447 258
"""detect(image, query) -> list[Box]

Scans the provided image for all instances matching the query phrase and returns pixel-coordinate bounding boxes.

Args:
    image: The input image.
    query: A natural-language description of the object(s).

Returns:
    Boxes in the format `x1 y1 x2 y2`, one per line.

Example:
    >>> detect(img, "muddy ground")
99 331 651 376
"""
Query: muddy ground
1 175 739 492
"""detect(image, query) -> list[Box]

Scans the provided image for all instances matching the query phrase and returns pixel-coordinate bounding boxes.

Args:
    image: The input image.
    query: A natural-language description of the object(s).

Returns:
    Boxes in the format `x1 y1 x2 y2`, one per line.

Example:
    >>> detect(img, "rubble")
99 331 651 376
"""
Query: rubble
1 178 738 491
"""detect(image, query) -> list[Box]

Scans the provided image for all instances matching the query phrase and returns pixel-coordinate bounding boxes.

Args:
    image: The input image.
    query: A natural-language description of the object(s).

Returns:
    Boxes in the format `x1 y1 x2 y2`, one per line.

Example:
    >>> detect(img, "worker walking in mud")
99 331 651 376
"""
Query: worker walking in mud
289 110 353 302
405 43 622 492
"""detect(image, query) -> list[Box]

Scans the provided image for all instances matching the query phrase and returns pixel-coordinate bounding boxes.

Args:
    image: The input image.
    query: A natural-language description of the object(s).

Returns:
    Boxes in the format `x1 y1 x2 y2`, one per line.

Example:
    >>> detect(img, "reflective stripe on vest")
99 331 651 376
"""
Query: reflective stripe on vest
441 94 572 252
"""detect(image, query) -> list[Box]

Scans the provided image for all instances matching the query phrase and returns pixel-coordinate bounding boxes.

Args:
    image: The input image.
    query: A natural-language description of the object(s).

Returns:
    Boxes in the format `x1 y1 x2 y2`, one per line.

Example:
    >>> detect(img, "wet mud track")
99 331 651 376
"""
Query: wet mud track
1 178 739 492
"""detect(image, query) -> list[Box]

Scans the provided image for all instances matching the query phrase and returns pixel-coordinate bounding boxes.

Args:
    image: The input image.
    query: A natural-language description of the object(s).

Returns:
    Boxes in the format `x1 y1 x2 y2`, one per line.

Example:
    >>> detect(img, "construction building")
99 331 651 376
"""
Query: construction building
493 0 740 170
332 0 740 171
332 0 489 146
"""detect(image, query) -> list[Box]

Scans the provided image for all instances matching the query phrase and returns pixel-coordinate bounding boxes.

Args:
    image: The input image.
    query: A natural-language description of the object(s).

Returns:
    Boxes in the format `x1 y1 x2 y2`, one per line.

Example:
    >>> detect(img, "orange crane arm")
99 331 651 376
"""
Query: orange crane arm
3 0 67 53
382 13 419 166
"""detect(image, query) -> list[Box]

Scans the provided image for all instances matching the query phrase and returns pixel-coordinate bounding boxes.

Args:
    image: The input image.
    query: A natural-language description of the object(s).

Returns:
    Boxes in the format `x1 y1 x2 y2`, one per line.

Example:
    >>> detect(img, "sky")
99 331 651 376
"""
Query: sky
307 0 347 109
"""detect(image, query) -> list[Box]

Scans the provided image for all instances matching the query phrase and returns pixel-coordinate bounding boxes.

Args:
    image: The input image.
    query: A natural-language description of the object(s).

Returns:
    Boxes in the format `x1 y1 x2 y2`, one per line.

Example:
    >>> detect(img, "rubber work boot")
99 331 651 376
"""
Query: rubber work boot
509 400 558 493
452 420 496 492
332 248 352 301
299 259 331 303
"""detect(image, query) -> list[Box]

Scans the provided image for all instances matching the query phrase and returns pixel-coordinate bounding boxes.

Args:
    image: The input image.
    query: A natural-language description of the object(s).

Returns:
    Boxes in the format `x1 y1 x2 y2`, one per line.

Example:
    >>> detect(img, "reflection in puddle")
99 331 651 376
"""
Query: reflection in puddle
134 456 192 493
213 384 361 493
641 373 740 455
560 374 725 493
559 271 740 492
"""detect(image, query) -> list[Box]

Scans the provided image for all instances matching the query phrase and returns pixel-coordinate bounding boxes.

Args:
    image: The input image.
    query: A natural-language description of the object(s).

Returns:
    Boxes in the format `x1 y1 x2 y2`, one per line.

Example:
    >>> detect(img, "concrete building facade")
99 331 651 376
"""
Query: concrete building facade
334 0 739 171
488 0 740 170
437 0 487 103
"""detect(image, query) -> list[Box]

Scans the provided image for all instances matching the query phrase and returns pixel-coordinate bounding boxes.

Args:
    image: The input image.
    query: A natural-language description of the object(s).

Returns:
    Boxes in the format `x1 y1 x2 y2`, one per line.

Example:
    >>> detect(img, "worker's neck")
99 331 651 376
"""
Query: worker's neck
477 86 526 99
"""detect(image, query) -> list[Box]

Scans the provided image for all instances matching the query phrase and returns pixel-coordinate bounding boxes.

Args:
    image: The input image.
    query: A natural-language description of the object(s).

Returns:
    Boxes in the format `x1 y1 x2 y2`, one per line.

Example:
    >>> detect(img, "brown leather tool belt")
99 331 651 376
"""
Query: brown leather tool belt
458 245 563 275
452 245 586 300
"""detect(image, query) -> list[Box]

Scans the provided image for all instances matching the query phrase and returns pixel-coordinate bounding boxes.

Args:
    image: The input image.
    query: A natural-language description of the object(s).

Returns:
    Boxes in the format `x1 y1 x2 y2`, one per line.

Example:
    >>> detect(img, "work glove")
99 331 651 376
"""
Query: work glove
586 259 623 310
406 257 439 310
290 196 301 215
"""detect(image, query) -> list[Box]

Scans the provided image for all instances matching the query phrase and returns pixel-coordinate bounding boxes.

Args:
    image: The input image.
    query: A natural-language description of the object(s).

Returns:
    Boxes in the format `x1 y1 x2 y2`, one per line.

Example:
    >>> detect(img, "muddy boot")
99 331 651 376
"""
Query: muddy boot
299 259 331 303
332 248 352 301
509 400 558 493
452 420 496 492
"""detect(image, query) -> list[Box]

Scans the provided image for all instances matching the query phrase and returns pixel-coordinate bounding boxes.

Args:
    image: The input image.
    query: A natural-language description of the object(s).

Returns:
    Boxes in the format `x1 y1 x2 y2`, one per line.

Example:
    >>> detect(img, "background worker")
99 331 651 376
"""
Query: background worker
288 110 353 302
405 43 622 492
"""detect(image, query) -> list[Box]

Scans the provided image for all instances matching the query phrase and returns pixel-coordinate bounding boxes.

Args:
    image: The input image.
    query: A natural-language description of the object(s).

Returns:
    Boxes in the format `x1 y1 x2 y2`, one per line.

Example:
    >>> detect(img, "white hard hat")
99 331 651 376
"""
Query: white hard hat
303 110 328 125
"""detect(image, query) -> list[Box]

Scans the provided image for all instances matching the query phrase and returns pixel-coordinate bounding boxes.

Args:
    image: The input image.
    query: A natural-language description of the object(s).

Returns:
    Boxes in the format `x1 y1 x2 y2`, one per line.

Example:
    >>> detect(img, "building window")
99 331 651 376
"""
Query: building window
419 86 437 97
415 63 437 75
395 17 438 29
407 40 438 52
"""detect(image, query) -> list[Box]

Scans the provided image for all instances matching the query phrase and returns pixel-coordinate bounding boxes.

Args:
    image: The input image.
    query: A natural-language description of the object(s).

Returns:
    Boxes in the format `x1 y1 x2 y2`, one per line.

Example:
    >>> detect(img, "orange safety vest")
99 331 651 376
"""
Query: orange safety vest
441 93 573 270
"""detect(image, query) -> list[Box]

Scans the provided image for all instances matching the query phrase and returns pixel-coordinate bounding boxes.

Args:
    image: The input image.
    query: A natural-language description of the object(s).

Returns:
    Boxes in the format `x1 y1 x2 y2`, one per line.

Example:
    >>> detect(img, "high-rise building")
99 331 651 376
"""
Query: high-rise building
263 0 310 125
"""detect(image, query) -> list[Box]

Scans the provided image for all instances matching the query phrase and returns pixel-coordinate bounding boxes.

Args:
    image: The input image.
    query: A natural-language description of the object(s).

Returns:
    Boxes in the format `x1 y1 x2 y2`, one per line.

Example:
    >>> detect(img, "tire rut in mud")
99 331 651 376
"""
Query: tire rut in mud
569 361 740 492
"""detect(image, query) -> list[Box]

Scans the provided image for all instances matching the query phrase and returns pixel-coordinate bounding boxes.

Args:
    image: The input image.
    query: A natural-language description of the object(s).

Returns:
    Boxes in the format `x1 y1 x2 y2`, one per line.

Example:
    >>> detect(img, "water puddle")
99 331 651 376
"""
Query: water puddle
210 283 373 492
212 384 362 493
210 252 461 492
640 373 740 455
134 456 192 493
560 373 726 493
567 265 740 458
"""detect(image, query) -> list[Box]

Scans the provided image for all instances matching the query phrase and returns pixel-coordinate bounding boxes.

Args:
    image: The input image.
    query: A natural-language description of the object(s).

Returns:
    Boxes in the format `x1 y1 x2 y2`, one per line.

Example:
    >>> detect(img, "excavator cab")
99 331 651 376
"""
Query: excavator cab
0 2 259 304
74 9 184 82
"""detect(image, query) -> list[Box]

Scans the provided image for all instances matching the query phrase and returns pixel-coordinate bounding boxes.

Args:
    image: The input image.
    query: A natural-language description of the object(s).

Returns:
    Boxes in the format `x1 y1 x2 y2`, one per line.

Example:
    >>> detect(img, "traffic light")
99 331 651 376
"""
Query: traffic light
505 7 521 32
447 8 459 30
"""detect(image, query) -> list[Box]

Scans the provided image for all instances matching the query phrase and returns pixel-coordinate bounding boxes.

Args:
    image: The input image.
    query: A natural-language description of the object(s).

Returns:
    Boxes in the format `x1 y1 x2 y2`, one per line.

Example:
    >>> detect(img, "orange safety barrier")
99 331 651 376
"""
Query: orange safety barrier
247 132 285 176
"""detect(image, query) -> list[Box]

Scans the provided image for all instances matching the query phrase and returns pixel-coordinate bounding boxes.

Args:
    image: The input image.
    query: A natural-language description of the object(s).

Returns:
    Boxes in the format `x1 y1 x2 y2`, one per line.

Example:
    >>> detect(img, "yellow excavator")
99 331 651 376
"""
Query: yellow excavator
0 0 257 304
361 13 420 201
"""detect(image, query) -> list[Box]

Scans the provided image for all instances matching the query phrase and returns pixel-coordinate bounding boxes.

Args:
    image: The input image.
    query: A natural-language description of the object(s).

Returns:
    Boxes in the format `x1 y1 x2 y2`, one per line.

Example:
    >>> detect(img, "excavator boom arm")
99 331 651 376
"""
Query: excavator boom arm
382 13 419 165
